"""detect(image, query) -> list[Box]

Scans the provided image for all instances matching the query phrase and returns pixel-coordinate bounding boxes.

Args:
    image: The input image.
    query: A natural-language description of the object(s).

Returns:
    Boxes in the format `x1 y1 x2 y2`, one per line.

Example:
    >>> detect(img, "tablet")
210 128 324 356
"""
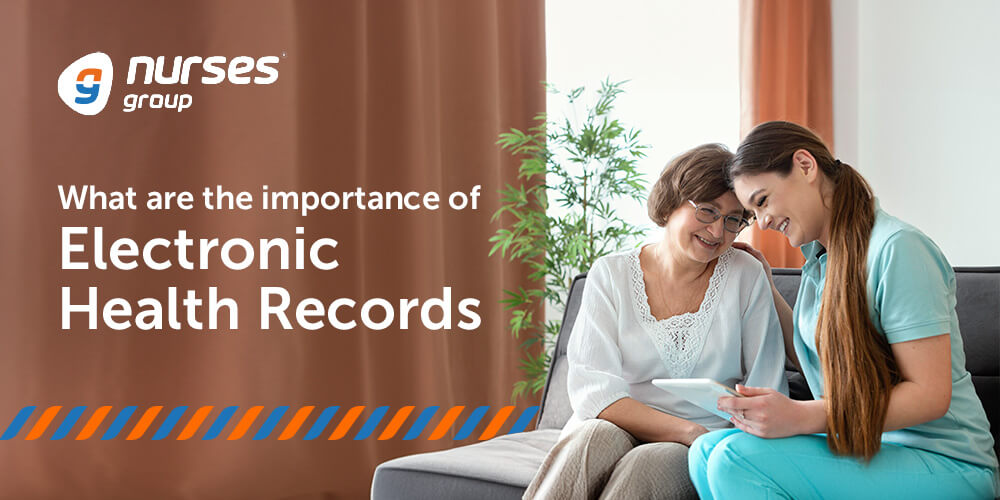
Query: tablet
651 378 744 420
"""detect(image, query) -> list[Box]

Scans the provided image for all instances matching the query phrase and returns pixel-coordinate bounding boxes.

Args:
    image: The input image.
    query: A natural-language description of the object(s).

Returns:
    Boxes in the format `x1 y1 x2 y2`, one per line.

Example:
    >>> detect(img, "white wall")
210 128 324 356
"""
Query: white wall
546 0 740 241
833 0 1000 266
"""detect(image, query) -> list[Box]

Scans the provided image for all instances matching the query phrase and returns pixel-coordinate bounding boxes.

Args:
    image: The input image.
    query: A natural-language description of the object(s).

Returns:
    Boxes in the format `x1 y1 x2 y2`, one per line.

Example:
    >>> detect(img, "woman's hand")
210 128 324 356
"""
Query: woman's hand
680 422 710 447
717 384 825 438
599 397 713 445
732 242 773 284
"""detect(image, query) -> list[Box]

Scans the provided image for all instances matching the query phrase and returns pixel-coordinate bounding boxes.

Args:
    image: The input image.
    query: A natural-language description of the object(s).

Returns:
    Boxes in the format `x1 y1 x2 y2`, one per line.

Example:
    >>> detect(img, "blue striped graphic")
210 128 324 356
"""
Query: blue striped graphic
202 406 239 440
252 406 289 440
1 406 35 440
101 406 138 440
151 406 188 440
508 406 539 434
454 405 490 440
50 406 88 440
2 404 543 440
303 406 339 440
353 406 389 440
403 406 439 441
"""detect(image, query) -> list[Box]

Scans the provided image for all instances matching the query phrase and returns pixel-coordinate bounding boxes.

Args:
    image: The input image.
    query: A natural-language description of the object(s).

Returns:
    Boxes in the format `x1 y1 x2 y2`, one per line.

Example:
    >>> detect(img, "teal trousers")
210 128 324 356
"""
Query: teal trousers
689 429 996 500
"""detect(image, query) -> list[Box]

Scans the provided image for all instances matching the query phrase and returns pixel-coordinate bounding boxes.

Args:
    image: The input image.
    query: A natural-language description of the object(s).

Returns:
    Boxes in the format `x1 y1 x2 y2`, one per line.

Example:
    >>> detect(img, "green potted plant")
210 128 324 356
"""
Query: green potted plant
492 79 650 400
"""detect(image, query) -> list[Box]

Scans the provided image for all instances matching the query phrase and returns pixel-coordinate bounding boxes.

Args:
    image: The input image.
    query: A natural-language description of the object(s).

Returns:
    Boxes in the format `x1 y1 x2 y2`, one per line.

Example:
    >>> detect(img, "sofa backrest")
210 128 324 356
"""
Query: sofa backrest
536 267 1000 456
536 273 587 430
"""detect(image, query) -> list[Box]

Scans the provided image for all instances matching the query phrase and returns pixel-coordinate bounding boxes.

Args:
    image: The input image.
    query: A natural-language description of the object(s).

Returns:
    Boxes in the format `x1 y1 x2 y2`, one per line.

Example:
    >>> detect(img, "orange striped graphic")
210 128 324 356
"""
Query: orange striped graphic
0 404 541 441
377 406 415 440
76 405 113 440
478 405 516 440
428 406 465 440
277 406 315 440
126 406 164 440
176 406 215 440
328 406 365 440
227 406 264 440
25 406 62 440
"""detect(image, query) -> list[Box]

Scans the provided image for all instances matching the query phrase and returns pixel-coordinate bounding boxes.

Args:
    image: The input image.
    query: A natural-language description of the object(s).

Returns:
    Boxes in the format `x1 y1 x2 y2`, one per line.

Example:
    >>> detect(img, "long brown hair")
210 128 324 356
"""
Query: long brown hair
730 121 899 460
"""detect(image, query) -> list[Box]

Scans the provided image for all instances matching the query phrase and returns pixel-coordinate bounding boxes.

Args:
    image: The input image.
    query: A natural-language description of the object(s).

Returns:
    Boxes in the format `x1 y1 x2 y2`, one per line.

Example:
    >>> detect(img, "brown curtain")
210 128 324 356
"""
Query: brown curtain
0 0 544 498
739 0 833 268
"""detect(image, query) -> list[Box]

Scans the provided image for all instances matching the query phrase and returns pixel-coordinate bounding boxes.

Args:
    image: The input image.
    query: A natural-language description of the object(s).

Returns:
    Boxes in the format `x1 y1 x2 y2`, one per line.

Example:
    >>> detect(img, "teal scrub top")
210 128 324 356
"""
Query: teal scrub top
793 206 999 489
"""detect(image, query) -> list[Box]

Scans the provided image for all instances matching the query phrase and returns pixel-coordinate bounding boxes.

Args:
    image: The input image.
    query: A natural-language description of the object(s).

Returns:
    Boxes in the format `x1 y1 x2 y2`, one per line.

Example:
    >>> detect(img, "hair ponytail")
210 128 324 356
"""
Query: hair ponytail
818 162 899 460
730 121 899 460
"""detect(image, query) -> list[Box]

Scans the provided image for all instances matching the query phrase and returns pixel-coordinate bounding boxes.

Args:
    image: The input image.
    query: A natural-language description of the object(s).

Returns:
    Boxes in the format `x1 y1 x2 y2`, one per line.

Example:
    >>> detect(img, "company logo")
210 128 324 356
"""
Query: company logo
58 52 114 115
59 53 280 115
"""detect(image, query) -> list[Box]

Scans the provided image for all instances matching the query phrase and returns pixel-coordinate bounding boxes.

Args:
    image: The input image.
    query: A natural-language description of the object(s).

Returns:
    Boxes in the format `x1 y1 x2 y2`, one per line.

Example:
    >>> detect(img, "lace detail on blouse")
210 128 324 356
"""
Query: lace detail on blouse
628 246 733 378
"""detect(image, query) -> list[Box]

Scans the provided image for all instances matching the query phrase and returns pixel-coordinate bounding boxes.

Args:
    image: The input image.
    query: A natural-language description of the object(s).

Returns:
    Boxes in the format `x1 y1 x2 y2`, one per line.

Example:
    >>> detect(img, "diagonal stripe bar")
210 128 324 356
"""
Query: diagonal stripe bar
428 406 465 440
77 406 113 440
1 406 36 440
176 406 214 440
478 405 516 440
377 406 415 440
227 406 264 440
278 406 315 440
26 406 63 440
202 406 238 440
302 406 338 440
402 406 439 440
151 406 188 440
506 406 540 434
253 406 289 440
101 406 138 440
353 406 389 440
2 404 539 441
51 406 88 440
126 406 163 440
328 406 365 440
453 406 490 440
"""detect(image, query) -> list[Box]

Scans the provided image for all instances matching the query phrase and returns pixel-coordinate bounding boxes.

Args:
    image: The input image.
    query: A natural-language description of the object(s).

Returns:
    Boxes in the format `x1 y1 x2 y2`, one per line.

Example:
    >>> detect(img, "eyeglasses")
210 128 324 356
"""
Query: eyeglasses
687 200 753 233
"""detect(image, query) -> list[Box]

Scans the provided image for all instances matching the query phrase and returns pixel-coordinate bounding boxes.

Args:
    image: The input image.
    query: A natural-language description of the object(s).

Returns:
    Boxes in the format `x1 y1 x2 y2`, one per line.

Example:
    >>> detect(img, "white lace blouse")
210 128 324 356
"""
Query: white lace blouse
562 246 789 436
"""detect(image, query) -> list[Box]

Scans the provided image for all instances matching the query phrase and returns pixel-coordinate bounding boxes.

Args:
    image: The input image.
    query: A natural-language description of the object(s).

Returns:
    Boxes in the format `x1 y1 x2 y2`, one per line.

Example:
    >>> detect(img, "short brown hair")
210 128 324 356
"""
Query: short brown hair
647 143 735 227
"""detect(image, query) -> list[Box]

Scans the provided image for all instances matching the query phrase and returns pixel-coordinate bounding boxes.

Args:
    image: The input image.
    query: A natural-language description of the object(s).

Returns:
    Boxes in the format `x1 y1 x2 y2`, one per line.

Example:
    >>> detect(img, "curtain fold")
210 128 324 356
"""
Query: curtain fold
0 1 544 498
739 0 833 268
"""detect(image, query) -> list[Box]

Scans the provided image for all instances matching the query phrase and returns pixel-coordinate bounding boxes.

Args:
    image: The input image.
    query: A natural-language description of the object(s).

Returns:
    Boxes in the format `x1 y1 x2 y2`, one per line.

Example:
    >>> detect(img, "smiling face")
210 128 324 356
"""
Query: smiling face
731 151 831 247
663 191 744 263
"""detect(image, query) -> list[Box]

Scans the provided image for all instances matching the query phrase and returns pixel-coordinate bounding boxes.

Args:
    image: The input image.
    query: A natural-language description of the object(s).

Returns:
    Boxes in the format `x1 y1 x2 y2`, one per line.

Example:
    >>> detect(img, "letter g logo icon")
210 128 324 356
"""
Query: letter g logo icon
58 52 114 115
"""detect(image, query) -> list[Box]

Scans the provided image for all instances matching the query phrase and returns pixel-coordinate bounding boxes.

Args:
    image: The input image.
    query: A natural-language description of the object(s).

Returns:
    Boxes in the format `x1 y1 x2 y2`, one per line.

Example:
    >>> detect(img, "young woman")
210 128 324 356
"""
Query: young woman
689 121 999 499
523 144 788 499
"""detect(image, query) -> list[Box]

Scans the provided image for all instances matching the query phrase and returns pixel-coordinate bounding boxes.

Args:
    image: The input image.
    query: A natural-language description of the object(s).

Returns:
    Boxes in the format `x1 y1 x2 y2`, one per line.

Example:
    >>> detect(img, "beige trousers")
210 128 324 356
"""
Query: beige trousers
523 419 698 500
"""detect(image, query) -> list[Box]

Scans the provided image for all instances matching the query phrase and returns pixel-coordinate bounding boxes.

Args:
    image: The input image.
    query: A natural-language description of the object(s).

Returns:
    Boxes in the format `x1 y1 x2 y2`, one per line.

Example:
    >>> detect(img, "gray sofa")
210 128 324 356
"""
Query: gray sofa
372 268 999 499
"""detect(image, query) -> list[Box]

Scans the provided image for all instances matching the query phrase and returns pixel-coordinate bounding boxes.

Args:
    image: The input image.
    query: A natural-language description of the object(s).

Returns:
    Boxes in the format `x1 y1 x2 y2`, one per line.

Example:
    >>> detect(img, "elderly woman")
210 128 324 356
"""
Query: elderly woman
523 144 788 499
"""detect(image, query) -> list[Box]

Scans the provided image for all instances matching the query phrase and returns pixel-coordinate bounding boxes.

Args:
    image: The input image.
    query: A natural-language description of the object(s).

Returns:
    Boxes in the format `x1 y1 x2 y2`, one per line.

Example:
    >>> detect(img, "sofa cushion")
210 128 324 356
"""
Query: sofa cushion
953 269 1000 376
772 269 802 307
537 274 586 430
537 356 571 430
954 269 1000 458
371 429 561 500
